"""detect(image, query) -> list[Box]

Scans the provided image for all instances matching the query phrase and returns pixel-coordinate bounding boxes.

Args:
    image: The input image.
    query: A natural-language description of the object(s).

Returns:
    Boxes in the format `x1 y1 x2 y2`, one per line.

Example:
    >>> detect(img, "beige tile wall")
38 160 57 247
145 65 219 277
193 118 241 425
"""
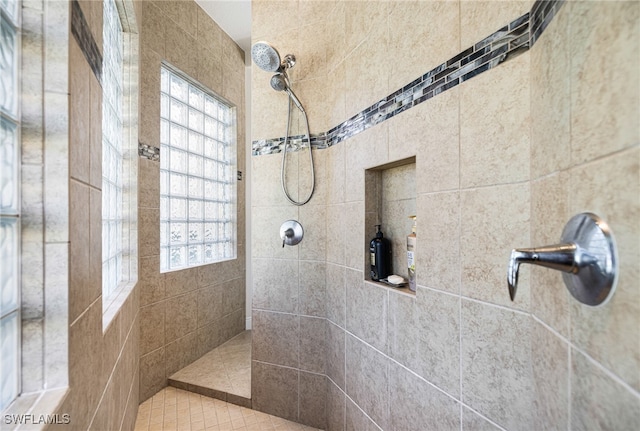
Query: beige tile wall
137 0 247 403
22 0 141 429
251 0 640 429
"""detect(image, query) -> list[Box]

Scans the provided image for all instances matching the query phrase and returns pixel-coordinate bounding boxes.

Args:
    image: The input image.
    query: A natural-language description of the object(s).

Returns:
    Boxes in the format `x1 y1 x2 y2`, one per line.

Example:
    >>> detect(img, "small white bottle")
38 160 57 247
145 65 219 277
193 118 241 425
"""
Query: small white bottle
407 216 417 292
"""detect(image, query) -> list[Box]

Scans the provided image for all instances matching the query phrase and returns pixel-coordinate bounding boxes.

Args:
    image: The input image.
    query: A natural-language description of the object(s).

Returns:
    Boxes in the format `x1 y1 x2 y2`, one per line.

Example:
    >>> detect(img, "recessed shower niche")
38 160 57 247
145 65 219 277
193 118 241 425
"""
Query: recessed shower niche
365 157 416 294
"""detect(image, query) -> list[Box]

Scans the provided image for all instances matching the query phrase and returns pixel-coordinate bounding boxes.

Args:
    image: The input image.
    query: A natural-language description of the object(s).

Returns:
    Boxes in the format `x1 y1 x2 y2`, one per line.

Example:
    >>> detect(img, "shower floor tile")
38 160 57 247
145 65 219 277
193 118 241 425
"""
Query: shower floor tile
169 330 252 408
134 386 322 431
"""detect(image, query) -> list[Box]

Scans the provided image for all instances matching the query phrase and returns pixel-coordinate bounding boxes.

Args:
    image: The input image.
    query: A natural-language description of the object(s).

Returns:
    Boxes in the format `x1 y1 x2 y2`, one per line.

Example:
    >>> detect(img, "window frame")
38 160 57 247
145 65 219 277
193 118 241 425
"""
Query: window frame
159 62 237 273
101 0 138 326
0 0 21 412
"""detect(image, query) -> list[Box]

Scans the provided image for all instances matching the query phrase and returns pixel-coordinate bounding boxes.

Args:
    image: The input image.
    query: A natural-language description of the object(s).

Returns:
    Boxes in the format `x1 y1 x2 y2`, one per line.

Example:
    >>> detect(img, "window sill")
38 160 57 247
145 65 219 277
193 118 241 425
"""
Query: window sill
2 387 69 429
102 280 136 331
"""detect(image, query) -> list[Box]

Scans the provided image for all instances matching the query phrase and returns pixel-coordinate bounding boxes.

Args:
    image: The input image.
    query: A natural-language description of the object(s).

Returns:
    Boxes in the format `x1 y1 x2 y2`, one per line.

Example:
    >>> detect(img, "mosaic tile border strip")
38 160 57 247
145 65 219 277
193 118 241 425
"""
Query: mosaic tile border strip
139 142 160 161
531 0 566 45
251 134 328 156
252 0 565 156
71 0 102 83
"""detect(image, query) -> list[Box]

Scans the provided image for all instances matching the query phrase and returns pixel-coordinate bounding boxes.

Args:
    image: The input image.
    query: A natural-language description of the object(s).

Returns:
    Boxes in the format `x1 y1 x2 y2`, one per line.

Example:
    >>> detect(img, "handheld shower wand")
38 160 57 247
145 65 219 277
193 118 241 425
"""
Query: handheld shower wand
251 41 316 206
270 73 305 113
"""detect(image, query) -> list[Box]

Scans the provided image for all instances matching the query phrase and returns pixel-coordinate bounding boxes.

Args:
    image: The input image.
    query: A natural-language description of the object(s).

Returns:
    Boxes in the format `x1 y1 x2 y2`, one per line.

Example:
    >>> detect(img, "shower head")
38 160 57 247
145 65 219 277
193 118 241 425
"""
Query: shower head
251 41 297 73
270 73 305 113
251 41 281 72
270 73 287 92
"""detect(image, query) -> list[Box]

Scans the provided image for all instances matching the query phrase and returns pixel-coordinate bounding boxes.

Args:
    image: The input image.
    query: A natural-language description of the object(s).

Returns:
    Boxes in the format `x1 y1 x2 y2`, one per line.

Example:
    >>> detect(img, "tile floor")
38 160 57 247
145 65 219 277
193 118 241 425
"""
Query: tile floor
169 331 251 405
134 387 322 431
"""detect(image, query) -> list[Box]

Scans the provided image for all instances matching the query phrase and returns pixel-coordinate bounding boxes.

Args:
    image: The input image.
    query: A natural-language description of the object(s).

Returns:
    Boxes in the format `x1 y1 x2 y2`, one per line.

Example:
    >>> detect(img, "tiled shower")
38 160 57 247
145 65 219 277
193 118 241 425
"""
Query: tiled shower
5 0 638 430
249 0 639 429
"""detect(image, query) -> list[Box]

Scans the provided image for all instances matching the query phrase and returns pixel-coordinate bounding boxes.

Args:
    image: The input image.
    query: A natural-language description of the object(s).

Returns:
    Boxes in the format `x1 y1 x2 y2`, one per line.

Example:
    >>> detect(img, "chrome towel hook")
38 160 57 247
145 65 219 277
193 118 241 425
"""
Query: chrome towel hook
508 213 618 306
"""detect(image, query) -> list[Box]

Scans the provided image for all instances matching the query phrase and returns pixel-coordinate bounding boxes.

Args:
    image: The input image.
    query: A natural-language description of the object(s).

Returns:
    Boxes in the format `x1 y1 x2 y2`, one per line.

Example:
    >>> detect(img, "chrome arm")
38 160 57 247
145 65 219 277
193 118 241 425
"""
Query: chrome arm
507 243 578 301
506 213 618 307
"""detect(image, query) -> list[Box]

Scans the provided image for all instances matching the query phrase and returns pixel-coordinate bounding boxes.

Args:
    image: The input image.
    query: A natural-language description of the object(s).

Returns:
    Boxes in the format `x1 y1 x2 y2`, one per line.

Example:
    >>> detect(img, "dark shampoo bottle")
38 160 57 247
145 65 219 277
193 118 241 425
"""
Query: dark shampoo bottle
369 225 391 281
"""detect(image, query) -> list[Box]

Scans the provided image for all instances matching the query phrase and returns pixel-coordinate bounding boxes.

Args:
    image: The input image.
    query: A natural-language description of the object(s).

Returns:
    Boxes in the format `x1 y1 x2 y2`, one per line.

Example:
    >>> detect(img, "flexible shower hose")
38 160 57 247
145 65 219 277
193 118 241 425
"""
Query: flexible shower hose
280 87 315 206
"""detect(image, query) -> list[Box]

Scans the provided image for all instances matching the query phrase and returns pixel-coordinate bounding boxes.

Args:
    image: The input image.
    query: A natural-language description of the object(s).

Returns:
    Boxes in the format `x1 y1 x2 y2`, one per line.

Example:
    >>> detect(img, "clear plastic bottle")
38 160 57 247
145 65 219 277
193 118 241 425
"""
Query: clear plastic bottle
407 216 417 292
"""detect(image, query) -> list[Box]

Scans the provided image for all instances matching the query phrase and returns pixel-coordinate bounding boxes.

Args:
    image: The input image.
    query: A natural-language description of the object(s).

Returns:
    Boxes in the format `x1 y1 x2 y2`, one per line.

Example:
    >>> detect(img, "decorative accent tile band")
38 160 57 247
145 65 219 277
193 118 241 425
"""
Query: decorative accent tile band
139 142 160 161
252 134 328 156
252 0 565 156
531 0 565 45
71 0 102 84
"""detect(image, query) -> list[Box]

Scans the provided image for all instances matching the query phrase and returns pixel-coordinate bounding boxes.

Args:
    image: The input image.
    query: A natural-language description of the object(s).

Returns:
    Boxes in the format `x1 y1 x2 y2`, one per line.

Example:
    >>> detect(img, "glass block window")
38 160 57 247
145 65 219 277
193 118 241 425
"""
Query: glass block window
160 65 236 272
102 0 130 304
0 0 20 412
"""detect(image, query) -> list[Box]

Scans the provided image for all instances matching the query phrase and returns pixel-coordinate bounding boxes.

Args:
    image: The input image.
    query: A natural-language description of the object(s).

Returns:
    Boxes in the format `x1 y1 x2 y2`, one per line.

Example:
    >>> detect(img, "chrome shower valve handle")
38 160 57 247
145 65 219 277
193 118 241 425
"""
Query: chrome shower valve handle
280 220 304 248
508 243 578 300
507 213 618 306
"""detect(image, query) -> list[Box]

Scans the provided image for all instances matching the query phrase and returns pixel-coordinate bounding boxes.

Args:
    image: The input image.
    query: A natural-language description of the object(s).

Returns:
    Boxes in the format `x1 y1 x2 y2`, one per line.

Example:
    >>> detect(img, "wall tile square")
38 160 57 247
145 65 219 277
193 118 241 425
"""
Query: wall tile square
344 201 365 270
252 310 299 368
345 334 389 430
459 54 530 188
530 172 571 338
416 191 460 294
252 258 298 313
461 407 502 431
139 47 161 148
415 287 460 397
164 292 198 343
138 208 160 258
251 361 299 422
251 205 299 259
326 380 346 431
461 300 533 429
569 1 639 165
346 271 387 353
165 331 199 377
164 267 199 297
299 204 327 261
389 361 460 431
571 348 640 430
140 301 165 355
344 125 389 204
530 6 570 178
532 320 569 430
388 290 418 371
325 263 346 327
345 397 380 431
326 144 345 205
196 282 225 327
89 72 102 189
139 255 165 306
460 0 531 50
68 39 90 184
299 372 327 429
344 5 390 118
569 149 640 391
68 180 95 323
21 320 43 392
141 1 165 56
299 260 326 318
461 182 530 310
300 316 326 374
326 321 346 391
326 204 346 265
139 348 165 402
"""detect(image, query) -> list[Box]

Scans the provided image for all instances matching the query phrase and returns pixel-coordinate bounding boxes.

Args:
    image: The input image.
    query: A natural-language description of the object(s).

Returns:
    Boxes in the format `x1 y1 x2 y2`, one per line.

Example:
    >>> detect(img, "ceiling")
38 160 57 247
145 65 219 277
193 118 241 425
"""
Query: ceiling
195 0 252 53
